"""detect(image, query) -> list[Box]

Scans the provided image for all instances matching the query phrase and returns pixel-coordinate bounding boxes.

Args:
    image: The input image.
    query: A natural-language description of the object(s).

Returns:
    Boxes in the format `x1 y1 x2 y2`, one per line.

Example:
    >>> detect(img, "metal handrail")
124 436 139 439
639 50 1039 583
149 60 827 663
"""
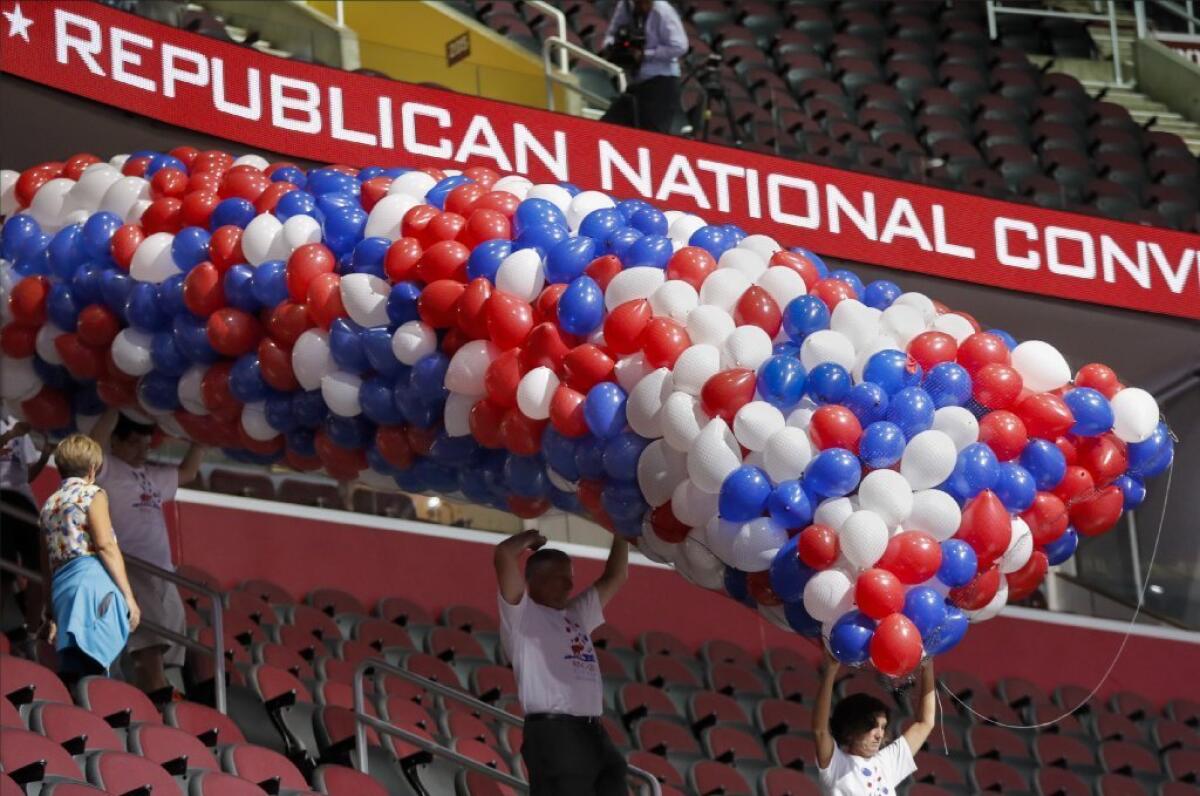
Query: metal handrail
353 657 663 796
0 503 227 714
527 0 569 73
1144 0 1200 31
986 1 1128 85
542 36 627 112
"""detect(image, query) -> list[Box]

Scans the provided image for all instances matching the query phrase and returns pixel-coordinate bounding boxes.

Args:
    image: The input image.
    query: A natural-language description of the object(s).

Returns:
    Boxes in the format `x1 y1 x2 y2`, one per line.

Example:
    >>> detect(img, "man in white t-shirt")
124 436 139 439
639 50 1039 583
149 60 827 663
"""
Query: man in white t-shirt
0 416 52 632
91 409 205 699
814 649 937 795
495 530 629 796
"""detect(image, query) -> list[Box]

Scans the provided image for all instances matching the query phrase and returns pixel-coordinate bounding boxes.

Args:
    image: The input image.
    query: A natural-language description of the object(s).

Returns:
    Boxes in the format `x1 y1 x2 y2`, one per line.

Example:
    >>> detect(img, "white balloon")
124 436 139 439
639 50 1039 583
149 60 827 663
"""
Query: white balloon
892 292 937 324
64 166 120 215
932 313 976 344
738 234 782 261
839 511 890 569
28 178 75 231
685 305 736 347
100 176 150 222
281 214 323 253
292 329 336 391
755 266 807 310
233 154 270 170
492 175 533 200
830 300 884 354
445 340 498 396
671 344 722 396
698 268 751 312
129 199 153 225
526 183 572 214
687 418 742 494
108 154 129 170
626 367 673 438
321 371 363 417
34 324 64 365
241 213 286 266
391 320 437 366
1011 340 1071 393
672 478 719 528
605 266 665 310
858 469 914 528
110 328 155 377
880 304 926 347
1000 518 1034 574
763 427 814 482
800 329 856 371
60 210 90 228
516 367 560 421
803 569 854 624
241 402 278 441
932 406 980 451
495 248 545 303
128 232 179 284
786 400 817 430
722 325 773 370
905 489 962 541
637 439 688 507
637 520 679 565
662 391 708 452
614 353 652 393
649 280 698 322
364 193 420 240
814 496 857 530
668 213 706 244
733 401 785 452
1110 387 1159 443
0 170 17 217
444 392 475 437
340 273 391 328
678 525 726 590
704 516 741 563
178 365 208 416
966 579 1009 623
567 190 615 229
900 430 959 490
717 248 767 282
388 171 437 199
730 517 790 572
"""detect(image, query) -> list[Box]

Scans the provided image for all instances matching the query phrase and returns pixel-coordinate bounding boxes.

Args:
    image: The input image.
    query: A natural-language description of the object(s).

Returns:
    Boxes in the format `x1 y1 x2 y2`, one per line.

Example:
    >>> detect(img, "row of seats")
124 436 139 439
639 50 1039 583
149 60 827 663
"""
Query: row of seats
201 469 420 521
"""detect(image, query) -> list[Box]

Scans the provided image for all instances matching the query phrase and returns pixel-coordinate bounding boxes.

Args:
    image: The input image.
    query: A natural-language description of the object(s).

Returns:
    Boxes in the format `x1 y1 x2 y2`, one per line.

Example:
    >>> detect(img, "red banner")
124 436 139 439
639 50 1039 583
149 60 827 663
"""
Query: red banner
2 0 1198 319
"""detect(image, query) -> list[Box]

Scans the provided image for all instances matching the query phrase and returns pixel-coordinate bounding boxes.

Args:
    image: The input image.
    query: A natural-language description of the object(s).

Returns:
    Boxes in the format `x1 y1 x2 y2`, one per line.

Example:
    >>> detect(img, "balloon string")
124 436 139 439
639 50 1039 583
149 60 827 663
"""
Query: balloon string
937 458 1175 731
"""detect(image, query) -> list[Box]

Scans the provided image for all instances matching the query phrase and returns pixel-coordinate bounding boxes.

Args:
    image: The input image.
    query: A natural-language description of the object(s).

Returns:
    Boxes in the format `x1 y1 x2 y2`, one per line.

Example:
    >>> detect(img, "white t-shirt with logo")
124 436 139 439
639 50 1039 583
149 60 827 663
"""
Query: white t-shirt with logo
498 587 604 717
0 417 38 504
818 739 916 796
97 455 178 570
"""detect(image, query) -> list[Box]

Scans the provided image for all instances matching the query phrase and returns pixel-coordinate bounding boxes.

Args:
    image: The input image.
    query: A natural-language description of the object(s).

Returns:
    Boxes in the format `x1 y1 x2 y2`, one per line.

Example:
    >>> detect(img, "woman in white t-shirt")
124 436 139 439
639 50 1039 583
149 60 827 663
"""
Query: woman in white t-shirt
1 416 52 632
813 650 937 795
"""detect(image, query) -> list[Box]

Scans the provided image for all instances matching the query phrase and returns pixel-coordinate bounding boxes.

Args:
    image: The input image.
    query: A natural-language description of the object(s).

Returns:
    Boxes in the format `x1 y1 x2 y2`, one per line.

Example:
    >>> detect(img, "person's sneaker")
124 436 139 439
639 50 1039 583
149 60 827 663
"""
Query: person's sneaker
147 685 186 706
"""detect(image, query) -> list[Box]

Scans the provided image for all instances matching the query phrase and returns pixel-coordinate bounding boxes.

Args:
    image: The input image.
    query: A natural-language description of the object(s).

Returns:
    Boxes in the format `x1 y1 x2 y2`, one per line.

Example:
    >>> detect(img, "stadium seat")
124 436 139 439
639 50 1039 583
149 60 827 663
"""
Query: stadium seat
642 656 703 690
403 653 466 692
279 604 341 642
1165 699 1200 727
756 700 812 740
689 690 751 731
443 605 499 635
699 640 758 670
1035 767 1092 796
186 770 270 795
0 654 72 706
708 663 771 698
1099 739 1162 778
278 479 339 509
308 588 365 618
758 766 820 796
969 758 1028 791
1164 748 1200 781
312 764 389 796
254 642 314 680
209 469 275 500
628 750 685 790
1095 711 1150 743
762 647 814 675
427 627 491 663
0 696 23 729
27 702 124 754
1096 773 1152 796
913 751 968 788
688 760 752 796
1034 733 1097 771
1152 718 1200 752
638 631 694 661
967 724 1030 761
440 708 499 749
128 722 221 772
376 596 434 629
908 787 956 796
376 697 437 762
163 700 247 747
0 727 84 784
470 665 517 704
275 624 322 660
38 783 111 796
636 717 703 760
591 624 632 652
774 669 822 702
768 735 815 771
247 664 319 758
619 682 686 725
220 743 309 792
702 725 769 765
86 750 183 794
239 579 294 606
353 618 416 652
75 675 162 726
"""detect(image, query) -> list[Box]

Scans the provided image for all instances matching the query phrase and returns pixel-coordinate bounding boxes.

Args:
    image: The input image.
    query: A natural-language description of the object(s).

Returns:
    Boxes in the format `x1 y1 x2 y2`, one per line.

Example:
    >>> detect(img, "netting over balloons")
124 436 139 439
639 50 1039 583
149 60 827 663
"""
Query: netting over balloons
0 150 1176 678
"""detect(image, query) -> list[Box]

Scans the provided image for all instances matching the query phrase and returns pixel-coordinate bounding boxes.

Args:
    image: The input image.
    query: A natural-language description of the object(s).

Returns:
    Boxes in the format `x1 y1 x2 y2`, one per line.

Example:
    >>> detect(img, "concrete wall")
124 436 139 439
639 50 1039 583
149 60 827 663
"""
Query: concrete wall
202 0 360 70
1135 37 1200 124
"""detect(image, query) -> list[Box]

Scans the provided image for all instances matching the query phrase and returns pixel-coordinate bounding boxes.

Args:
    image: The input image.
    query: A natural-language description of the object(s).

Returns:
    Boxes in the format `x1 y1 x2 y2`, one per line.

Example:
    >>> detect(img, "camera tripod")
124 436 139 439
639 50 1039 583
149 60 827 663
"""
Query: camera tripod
681 55 741 144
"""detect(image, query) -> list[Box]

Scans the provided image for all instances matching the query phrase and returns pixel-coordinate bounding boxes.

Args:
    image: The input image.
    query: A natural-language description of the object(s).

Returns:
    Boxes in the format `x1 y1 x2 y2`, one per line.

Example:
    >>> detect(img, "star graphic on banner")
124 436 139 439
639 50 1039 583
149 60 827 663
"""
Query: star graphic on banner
3 2 33 43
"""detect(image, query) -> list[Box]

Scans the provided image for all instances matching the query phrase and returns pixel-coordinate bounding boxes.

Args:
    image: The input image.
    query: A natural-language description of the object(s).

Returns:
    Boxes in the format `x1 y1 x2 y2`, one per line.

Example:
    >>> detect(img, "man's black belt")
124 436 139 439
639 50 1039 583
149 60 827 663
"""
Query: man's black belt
524 713 602 725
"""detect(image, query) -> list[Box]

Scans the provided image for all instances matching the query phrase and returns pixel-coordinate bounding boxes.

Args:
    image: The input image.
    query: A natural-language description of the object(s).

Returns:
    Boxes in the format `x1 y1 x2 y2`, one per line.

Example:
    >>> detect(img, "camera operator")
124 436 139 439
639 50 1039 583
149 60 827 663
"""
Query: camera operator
599 0 688 134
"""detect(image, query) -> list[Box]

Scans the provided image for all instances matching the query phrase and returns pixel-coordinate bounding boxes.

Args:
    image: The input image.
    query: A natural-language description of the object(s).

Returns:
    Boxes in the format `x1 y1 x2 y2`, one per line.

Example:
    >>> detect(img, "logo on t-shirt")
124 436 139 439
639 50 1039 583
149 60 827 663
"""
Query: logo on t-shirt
130 469 163 511
562 617 597 670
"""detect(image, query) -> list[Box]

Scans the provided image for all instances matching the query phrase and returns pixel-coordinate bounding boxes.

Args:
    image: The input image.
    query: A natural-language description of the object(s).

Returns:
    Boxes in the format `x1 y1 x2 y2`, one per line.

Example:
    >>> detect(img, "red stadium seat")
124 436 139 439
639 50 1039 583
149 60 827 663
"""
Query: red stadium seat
596 648 633 681
75 675 162 726
187 770 269 796
908 787 956 796
939 670 986 701
636 718 702 757
253 642 313 680
470 665 517 703
768 735 816 771
127 722 220 772
774 669 822 702
353 618 415 652
163 700 246 746
0 727 84 783
27 702 123 753
638 631 694 660
618 682 685 725
248 664 313 707
969 759 1028 792
427 627 490 662
376 596 433 628
603 715 631 750
1095 711 1149 743
687 760 752 796
225 590 274 625
275 624 322 660
629 750 685 789
642 656 702 690
440 710 499 748
308 588 365 617
995 676 1049 709
0 697 23 729
689 690 751 731
38 784 110 796
238 579 294 606
1166 698 1200 727
912 751 967 788
1035 767 1091 796
709 663 771 698
313 704 380 755
1099 739 1162 778
759 766 820 795
280 604 341 642
0 654 72 706
376 697 436 762
702 725 769 764
312 764 389 796
699 640 757 670
1153 718 1200 752
443 605 499 634
756 700 812 739
1033 733 1097 770
1096 773 1151 796
762 647 816 675
220 743 309 792
404 653 465 691
86 750 182 794
966 724 1029 761
1164 748 1200 782
590 624 632 651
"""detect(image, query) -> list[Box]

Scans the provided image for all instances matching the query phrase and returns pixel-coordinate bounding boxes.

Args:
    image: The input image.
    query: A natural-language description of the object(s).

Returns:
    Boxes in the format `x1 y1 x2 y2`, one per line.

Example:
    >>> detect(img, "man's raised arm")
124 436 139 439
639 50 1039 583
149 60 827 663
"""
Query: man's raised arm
494 530 546 606
594 536 628 607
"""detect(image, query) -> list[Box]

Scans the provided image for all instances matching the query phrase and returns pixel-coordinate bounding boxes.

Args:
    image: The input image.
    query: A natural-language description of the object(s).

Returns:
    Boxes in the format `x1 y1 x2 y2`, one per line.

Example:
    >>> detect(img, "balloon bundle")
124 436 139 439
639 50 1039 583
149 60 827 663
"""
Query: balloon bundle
0 150 1175 677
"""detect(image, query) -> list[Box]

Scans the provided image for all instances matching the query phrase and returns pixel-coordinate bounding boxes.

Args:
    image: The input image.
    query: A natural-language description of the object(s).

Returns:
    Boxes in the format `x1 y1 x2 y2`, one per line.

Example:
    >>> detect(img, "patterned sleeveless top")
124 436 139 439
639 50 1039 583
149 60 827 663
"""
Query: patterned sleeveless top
40 477 102 567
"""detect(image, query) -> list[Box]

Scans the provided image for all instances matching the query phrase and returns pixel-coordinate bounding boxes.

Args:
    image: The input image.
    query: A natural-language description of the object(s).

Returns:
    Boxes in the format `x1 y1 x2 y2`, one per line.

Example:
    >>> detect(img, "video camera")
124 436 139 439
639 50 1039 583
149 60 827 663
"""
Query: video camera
604 24 647 72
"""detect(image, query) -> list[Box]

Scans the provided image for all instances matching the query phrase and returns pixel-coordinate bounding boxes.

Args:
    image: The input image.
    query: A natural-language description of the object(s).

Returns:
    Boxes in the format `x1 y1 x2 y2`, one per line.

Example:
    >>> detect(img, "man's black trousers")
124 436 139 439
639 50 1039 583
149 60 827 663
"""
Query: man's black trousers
600 75 681 134
521 714 628 796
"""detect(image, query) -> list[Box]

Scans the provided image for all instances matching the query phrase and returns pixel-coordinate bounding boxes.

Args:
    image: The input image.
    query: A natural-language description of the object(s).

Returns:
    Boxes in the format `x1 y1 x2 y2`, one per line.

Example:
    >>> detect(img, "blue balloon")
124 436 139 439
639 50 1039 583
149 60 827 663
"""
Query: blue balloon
1020 439 1067 491
292 390 328 428
325 415 374 449
265 395 299 434
1063 388 1113 436
32 358 72 391
323 205 368 256
138 372 180 412
350 237 390 279
229 354 268 403
1113 475 1146 510
862 280 901 310
630 206 668 236
719 466 772 522
925 606 969 655
426 175 472 210
904 586 949 639
466 239 512 282
616 198 651 222
211 197 256 230
250 260 289 308
386 281 422 326
584 382 627 439
994 463 1036 512
48 225 87 280
361 327 402 378
805 448 861 498
172 227 211 270
724 568 754 607
172 314 217 363
271 166 307 188
603 432 649 482
274 190 318 221
988 329 1018 350
71 262 107 306
47 283 80 332
924 362 972 408
504 455 547 498
329 319 369 373
767 480 813 529
221 265 258 312
315 191 358 216
545 236 597 284
807 363 850 404
772 341 801 358
887 387 936 438
124 282 169 333
307 169 359 197
100 270 135 314
1 215 41 260
515 221 568 254
286 427 317 456
1044 527 1078 566
574 436 606 479
579 208 625 242
558 275 605 336
601 482 647 522
513 198 567 235
626 233 673 268
721 224 747 245
81 212 122 262
783 600 822 637
360 377 403 424
829 611 875 664
937 539 977 588
782 295 829 341
768 537 814 602
789 247 827 277
608 227 643 262
1127 422 1173 478
14 233 51 276
687 226 731 260
542 427 581 482
946 443 1000 499
756 355 807 409
859 422 906 469
159 274 187 318
410 353 450 406
843 382 889 426
71 382 105 417
145 154 185 177
864 350 922 395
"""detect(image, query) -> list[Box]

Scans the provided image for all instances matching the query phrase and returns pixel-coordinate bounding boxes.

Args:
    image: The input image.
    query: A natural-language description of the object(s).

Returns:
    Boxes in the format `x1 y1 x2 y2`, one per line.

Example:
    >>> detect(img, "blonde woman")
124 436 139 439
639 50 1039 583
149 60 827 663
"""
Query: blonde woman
39 434 140 685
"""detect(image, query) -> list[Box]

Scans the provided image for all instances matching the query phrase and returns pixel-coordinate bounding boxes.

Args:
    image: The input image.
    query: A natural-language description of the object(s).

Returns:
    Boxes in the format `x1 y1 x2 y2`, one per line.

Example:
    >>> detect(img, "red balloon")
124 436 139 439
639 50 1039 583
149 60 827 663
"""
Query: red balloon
405 425 439 457
734 286 782 337
219 167 269 202
441 326 469 357
193 150 234 174
1052 465 1094 506
15 164 59 207
187 171 222 194
501 410 546 456
206 308 262 357
180 190 220 228
1054 435 1078 465
266 301 312 347
1021 492 1069 546
169 146 199 169
314 429 366 479
444 183 487 217
666 247 717 288
604 299 652 355
1006 551 1048 602
549 385 590 438
9 276 51 326
650 503 690 544
141 197 183 235
474 190 519 219
856 569 905 620
508 495 551 519
957 332 1011 375
1076 434 1127 486
1014 393 1075 440
97 376 138 408
402 204 440 245
955 490 1011 570
63 153 100 181
183 262 226 317
150 167 188 199
770 250 820 288
384 237 423 283
254 181 297 215
949 566 1001 611
746 571 783 607
1074 363 1120 399
577 479 604 516
0 324 37 358
21 387 71 430
427 213 467 247
462 166 498 188
238 426 284 457
77 304 121 348
201 361 240 413
642 317 690 368
375 426 414 470
978 410 1028 461
973 364 1023 410
520 323 572 373
359 176 391 212
306 272 345 330
876 531 942 584
809 405 863 452
469 400 507 448
797 524 839 570
810 278 855 310
586 255 624 291
562 344 615 393
209 225 245 273
284 449 323 472
258 338 298 392
110 224 145 271
456 278 494 340
907 331 958 371
701 369 757 423
485 349 524 409
486 291 534 350
286 243 335 302
459 208 511 249
869 614 923 677
418 279 466 329
533 283 567 325
1070 485 1124 536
